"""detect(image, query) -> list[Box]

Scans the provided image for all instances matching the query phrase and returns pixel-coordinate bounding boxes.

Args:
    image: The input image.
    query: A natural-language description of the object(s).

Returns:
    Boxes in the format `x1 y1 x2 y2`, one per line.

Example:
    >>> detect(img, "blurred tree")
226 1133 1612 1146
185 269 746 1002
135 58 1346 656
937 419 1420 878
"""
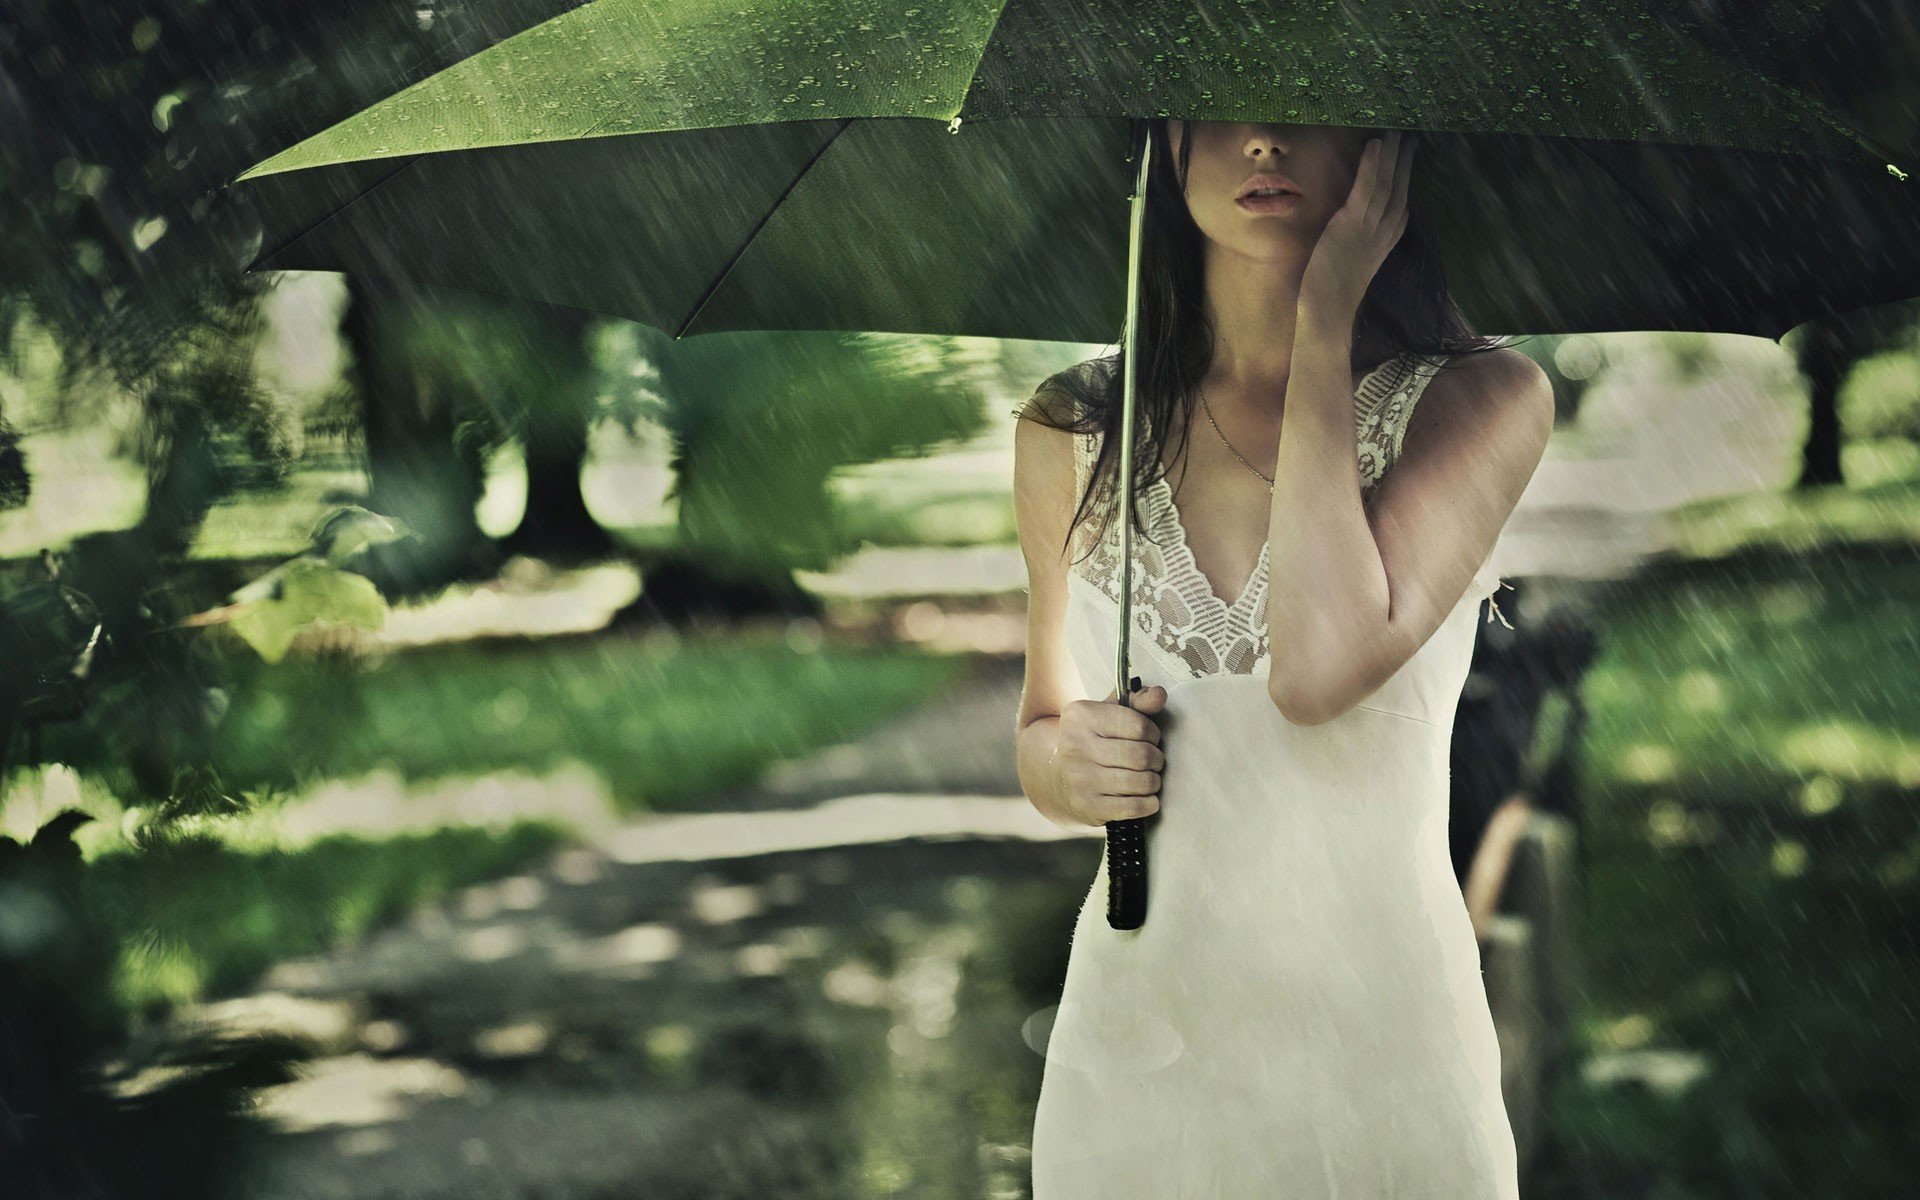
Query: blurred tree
0 7 598 1194
1646 0 1920 487
0 577 302 1200
231 1 615 585
0 18 284 553
134 306 292 557
500 303 616 561
1785 302 1920 487
336 281 626 589
0 406 27 510
0 2 315 817
338 275 501 594
0 1 587 573
622 328 1002 620
1842 325 1920 448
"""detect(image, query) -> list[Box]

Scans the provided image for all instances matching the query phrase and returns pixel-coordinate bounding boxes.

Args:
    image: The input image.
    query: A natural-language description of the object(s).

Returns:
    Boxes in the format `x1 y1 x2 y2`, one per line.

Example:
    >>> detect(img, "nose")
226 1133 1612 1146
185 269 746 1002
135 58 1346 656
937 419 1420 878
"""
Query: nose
1244 128 1290 160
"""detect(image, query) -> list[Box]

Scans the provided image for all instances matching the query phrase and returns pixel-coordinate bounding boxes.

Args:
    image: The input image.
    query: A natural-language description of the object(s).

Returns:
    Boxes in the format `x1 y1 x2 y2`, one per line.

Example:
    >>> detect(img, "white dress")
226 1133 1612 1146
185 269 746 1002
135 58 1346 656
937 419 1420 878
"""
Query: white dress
1030 352 1520 1199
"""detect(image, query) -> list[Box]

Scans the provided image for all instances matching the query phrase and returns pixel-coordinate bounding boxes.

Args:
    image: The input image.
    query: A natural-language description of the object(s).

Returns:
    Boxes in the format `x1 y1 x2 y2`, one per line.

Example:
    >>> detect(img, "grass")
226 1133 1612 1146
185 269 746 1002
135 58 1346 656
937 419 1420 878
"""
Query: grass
1533 488 1920 1194
1578 545 1920 796
20 631 966 1018
209 632 967 812
87 824 567 1017
1660 474 1920 563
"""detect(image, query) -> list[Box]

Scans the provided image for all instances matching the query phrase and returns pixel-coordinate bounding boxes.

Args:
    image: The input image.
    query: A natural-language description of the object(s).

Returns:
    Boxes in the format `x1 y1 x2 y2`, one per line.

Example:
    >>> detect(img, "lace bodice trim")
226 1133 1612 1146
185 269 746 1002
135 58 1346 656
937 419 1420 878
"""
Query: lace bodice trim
1070 352 1450 679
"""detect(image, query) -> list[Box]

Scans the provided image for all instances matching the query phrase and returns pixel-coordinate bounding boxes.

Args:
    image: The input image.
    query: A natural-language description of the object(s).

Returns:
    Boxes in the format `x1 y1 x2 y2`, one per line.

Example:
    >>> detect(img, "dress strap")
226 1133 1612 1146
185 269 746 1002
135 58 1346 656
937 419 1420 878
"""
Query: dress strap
1355 353 1450 489
1392 355 1449 464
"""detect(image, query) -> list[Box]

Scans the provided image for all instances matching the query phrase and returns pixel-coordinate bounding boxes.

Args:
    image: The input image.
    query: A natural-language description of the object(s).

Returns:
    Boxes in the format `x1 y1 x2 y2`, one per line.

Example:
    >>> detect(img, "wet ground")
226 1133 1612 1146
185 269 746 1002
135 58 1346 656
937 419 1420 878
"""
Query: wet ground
212 657 1104 1199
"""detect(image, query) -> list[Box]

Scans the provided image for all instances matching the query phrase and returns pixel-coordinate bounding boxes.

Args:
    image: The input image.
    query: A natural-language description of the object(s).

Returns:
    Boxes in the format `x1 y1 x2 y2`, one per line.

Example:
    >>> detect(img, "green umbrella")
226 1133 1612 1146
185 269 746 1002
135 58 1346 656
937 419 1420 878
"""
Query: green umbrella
230 0 1914 340
224 0 1917 928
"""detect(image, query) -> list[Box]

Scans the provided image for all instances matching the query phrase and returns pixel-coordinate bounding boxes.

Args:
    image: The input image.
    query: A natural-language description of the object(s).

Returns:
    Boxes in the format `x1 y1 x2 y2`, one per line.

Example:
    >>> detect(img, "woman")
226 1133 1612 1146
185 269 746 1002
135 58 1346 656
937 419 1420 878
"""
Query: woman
1013 120 1554 1197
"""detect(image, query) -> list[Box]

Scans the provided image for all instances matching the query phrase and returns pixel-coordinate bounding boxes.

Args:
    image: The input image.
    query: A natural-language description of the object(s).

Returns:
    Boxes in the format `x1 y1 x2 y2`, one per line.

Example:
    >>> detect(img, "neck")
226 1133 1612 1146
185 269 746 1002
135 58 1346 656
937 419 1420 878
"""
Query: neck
1198 238 1365 419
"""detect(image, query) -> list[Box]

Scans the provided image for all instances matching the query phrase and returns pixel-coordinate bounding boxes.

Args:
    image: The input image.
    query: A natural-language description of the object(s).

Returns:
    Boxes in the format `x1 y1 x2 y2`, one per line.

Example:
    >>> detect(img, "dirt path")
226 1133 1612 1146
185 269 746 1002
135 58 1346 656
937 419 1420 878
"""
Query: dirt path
212 654 1096 1200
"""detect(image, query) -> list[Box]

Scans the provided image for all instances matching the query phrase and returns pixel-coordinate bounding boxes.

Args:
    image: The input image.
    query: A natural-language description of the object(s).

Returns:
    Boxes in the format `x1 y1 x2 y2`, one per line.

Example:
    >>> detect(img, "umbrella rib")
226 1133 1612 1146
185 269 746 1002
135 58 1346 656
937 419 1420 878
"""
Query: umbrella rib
672 118 853 339
241 155 425 271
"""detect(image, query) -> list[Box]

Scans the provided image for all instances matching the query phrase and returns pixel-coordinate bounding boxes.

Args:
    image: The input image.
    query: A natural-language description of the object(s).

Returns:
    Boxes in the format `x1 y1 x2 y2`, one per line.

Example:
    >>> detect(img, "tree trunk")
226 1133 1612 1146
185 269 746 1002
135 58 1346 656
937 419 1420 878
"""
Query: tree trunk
502 305 614 561
135 403 219 557
342 276 496 595
613 548 821 626
1794 317 1849 490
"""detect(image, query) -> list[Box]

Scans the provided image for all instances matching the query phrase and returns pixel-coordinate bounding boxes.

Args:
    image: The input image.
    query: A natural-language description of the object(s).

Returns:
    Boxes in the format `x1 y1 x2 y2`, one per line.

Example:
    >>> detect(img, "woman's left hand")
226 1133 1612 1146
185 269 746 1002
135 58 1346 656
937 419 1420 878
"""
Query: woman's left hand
1300 129 1417 323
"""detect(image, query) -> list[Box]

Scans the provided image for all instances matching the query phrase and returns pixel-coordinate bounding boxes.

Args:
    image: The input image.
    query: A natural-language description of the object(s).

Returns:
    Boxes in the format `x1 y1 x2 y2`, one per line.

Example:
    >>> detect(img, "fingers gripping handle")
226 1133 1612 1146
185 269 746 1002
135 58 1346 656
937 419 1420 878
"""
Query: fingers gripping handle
1105 675 1150 930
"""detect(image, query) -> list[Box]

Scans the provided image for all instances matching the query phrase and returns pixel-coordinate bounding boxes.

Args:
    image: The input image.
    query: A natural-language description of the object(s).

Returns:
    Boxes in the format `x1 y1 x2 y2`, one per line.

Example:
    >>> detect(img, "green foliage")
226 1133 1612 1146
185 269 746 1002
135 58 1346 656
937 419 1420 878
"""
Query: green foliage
134 312 292 487
224 559 386 664
39 532 235 808
1581 549 1920 792
1 2 586 577
1548 521 1920 1190
1842 338 1920 443
0 810 302 1199
629 326 999 581
0 576 100 739
0 407 28 509
86 823 565 1015
0 0 584 391
203 634 965 813
309 505 413 565
174 505 409 663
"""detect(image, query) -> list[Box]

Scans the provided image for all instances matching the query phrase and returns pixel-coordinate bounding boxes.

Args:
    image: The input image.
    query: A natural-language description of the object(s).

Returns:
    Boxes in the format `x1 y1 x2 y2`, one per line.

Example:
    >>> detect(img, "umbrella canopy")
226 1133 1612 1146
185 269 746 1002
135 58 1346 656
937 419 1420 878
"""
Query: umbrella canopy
229 0 1917 343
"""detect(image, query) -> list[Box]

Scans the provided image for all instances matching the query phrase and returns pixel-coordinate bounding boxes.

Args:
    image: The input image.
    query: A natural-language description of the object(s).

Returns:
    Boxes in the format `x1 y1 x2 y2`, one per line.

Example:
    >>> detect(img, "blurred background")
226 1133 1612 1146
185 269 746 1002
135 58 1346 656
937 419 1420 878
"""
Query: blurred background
4 3 1919 1199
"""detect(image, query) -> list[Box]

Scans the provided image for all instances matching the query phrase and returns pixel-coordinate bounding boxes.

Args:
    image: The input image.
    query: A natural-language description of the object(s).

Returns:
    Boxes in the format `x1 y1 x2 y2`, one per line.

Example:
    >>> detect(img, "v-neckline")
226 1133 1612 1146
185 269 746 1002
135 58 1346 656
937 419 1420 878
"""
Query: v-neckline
1152 352 1409 617
1151 476 1270 614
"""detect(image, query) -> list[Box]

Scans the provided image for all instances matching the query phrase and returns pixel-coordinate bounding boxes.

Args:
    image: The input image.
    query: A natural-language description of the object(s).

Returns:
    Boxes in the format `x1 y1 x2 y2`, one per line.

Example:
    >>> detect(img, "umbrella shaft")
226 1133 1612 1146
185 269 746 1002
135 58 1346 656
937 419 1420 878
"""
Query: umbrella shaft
1107 121 1153 932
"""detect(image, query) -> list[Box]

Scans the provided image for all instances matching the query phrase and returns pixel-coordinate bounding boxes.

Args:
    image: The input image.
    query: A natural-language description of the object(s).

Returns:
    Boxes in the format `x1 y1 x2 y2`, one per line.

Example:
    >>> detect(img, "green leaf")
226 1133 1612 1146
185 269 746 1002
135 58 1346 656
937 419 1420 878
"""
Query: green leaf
226 560 387 663
310 506 414 565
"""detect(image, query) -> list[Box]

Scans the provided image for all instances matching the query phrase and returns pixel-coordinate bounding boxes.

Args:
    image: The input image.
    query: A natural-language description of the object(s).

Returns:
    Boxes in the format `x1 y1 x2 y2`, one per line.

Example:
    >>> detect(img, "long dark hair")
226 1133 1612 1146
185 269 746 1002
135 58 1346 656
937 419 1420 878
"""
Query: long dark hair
1025 118 1512 563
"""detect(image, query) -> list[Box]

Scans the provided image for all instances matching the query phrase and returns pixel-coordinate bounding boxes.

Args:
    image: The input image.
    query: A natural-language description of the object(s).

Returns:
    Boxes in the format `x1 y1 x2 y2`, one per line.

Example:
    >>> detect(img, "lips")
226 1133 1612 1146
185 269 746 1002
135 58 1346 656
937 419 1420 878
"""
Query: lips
1236 191 1301 214
1235 173 1302 200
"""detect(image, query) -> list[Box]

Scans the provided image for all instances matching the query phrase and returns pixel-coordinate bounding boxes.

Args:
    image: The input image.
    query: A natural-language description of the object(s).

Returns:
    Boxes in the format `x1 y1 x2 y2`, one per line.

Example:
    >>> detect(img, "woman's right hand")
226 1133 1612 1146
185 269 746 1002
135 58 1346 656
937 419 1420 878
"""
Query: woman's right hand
1048 684 1168 827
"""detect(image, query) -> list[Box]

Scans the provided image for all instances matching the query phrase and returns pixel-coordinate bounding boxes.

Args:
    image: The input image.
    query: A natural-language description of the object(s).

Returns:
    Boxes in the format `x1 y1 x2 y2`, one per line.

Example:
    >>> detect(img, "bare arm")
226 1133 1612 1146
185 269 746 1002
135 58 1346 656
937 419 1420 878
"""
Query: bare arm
1463 795 1535 940
1261 313 1389 722
1262 131 1552 723
1012 394 1091 827
1012 388 1167 828
1266 336 1553 724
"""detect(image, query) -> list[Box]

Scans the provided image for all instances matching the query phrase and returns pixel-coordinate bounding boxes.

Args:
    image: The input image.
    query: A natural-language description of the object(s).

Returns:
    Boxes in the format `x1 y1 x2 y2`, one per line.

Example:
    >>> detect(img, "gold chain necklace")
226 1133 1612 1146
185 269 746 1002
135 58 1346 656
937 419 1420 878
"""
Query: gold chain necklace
1198 382 1274 491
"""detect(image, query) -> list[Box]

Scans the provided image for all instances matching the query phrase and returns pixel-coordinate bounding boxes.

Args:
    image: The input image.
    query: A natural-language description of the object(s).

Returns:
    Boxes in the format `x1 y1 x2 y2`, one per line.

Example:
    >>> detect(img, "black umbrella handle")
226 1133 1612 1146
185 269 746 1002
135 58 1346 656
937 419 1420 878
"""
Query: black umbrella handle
1105 675 1149 930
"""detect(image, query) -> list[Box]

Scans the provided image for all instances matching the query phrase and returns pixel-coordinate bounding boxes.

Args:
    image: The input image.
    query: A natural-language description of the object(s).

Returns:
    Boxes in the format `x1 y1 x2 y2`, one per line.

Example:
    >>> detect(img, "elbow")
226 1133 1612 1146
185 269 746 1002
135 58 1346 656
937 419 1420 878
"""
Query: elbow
1266 670 1345 727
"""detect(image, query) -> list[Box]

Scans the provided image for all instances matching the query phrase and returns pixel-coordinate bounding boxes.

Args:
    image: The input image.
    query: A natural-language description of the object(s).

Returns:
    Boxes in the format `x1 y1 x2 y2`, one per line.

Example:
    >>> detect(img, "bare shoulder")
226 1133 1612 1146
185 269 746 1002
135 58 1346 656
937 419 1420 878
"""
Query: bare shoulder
1434 346 1551 423
1416 346 1554 477
1014 399 1076 481
1012 373 1085 530
1013 357 1111 495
